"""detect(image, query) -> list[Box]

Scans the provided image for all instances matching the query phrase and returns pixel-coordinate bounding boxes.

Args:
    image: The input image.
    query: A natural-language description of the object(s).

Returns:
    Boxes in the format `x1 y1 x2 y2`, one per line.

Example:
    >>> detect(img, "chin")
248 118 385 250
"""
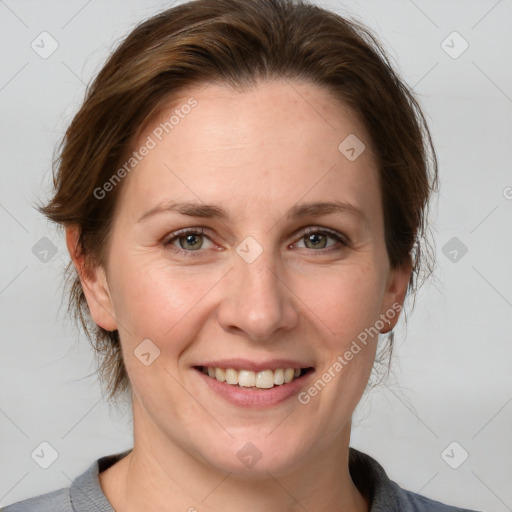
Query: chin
195 432 309 477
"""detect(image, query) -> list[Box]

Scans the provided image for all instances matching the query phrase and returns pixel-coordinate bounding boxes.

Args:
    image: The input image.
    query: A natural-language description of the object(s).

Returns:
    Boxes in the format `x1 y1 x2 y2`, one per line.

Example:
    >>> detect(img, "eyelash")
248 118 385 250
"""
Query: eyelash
162 227 349 257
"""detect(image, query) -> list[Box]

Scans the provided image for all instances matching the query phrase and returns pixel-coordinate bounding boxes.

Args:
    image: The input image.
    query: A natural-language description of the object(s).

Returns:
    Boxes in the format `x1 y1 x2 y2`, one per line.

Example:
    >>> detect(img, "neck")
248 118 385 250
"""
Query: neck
99 399 369 512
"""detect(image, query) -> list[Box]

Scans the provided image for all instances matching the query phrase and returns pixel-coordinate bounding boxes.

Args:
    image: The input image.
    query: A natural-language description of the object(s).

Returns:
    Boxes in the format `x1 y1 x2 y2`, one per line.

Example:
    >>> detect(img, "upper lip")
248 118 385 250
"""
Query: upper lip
195 358 314 372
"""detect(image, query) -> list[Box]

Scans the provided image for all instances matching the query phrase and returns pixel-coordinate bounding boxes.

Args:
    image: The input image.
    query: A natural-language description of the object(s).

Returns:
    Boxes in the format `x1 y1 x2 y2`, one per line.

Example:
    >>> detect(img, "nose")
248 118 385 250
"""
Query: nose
216 251 299 342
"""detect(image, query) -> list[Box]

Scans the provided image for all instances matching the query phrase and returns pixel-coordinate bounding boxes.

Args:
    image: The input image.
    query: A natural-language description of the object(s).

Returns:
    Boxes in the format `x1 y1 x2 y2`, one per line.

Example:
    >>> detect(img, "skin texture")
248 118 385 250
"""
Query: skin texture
67 79 410 512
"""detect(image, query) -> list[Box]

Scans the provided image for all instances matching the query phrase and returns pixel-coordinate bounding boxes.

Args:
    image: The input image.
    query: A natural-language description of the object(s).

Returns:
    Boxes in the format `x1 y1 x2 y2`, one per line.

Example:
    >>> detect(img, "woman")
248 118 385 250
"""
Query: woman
3 0 480 510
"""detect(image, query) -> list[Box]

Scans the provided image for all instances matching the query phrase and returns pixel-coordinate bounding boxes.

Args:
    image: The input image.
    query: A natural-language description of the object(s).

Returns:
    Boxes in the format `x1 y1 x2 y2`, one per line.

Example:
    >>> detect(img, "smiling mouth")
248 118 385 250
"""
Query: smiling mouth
195 366 314 389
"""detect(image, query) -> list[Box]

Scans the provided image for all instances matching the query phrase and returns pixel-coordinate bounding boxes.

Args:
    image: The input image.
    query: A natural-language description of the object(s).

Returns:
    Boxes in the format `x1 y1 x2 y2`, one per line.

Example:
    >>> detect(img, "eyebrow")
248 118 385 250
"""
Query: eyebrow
137 199 367 225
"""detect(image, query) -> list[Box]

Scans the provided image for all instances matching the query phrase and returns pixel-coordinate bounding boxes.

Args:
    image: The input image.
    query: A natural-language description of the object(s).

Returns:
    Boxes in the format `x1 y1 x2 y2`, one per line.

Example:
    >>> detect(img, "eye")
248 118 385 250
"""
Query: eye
163 226 348 257
293 227 348 251
163 228 215 255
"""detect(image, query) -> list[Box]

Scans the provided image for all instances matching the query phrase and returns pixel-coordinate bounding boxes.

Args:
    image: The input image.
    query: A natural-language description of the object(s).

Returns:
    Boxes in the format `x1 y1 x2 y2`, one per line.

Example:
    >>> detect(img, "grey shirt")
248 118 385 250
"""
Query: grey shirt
2 447 480 511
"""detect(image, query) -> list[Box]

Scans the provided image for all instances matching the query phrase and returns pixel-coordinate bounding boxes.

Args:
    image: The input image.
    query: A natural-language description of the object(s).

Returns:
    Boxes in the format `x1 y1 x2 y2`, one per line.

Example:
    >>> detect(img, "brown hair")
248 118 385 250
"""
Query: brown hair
39 0 438 404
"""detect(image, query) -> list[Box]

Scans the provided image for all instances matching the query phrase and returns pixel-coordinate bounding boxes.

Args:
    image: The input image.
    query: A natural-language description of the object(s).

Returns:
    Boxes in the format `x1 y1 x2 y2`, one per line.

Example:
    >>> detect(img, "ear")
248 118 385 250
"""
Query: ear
65 226 117 332
379 258 411 333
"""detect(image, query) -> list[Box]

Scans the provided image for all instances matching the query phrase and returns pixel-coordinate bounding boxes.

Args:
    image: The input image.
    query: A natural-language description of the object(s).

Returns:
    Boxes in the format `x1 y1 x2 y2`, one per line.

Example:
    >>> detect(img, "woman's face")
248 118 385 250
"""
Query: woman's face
75 79 409 475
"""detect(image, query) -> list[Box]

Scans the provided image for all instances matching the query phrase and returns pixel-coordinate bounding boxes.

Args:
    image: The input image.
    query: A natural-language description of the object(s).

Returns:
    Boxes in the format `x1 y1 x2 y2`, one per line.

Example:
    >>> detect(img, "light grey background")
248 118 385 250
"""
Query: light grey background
1 0 511 510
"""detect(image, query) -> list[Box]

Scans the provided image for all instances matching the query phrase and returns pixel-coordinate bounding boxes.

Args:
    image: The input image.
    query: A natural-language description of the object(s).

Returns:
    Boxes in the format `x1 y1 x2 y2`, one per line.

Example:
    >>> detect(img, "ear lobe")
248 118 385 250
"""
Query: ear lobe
380 260 411 333
65 226 118 332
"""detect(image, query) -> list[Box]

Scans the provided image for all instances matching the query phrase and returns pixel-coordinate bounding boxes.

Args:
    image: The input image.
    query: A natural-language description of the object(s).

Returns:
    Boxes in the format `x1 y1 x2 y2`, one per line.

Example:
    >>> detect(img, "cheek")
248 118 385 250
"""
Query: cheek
108 257 222 343
290 261 385 341
294 266 383 430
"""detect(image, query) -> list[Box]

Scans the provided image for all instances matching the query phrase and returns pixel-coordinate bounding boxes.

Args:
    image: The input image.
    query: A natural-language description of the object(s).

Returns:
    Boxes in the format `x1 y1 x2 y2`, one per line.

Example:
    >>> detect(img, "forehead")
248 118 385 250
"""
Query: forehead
115 79 379 224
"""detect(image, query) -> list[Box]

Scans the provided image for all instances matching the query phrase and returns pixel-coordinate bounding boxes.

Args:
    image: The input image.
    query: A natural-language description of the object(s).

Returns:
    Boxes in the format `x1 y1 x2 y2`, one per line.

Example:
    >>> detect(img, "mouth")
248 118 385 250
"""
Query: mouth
194 366 315 390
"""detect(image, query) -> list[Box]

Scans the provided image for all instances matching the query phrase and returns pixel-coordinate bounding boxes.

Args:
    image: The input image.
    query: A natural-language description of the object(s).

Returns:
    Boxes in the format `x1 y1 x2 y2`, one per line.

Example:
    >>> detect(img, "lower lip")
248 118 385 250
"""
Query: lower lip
194 369 314 408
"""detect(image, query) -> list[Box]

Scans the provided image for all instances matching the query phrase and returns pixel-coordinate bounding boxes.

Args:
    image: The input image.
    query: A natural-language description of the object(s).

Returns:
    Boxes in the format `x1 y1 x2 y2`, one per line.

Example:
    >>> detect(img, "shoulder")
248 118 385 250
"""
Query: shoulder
1 487 72 512
349 447 482 512
389 479 481 511
2 449 132 512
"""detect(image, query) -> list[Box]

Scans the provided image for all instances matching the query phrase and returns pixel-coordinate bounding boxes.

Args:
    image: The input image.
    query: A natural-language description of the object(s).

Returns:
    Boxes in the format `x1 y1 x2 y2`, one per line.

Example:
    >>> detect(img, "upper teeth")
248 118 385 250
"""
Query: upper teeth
203 367 302 388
